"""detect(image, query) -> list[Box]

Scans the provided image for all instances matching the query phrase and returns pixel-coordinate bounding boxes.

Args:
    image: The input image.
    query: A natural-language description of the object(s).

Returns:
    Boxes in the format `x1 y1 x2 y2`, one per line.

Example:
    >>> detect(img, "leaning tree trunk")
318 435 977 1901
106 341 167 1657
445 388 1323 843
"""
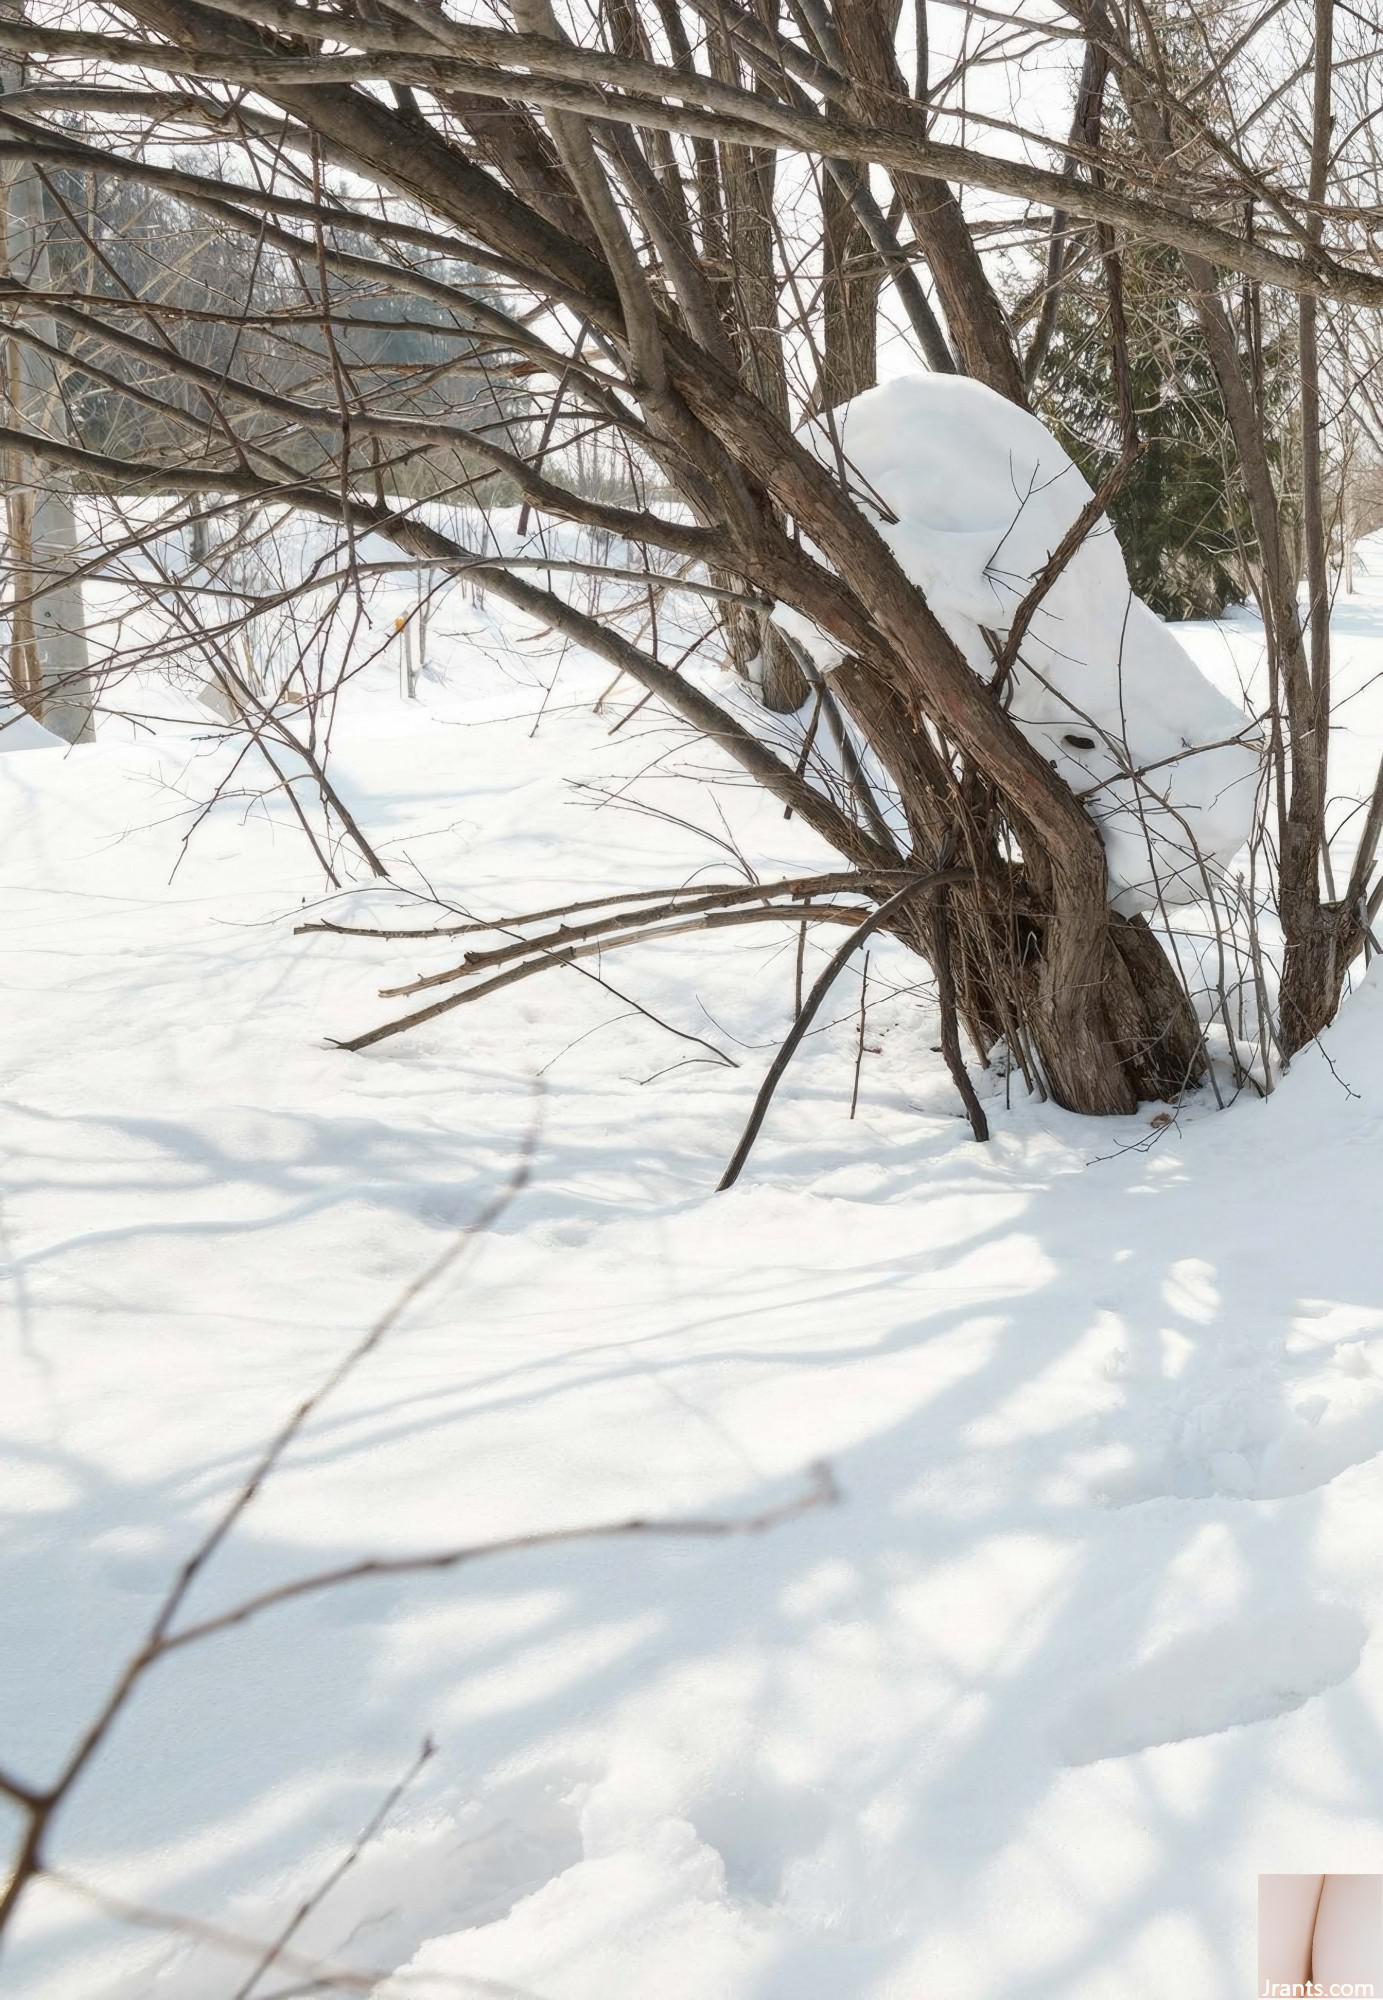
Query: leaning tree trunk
802 2 1201 1104
830 650 1203 1110
678 353 1206 1113
831 0 1029 407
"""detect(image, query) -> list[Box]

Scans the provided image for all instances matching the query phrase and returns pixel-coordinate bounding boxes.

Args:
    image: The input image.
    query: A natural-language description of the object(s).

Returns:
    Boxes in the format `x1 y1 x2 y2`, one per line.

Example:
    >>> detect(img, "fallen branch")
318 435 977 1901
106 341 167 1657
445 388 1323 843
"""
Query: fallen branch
337 903 880 1051
295 866 922 942
377 879 908 996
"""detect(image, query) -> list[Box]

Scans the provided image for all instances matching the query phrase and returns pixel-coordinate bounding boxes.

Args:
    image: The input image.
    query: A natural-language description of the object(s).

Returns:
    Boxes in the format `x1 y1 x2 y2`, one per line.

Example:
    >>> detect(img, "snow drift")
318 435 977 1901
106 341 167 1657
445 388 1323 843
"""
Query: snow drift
775 375 1262 912
0 703 66 752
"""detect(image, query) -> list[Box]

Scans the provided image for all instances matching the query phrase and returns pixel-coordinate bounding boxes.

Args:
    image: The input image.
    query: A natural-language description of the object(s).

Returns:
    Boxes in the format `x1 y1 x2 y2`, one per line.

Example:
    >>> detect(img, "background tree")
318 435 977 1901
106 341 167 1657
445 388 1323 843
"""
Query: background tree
1035 243 1277 622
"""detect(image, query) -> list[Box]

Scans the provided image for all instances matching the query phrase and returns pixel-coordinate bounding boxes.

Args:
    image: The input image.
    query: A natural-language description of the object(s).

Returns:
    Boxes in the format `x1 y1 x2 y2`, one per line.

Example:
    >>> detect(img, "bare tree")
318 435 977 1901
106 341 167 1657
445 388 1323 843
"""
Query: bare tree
0 0 1378 1110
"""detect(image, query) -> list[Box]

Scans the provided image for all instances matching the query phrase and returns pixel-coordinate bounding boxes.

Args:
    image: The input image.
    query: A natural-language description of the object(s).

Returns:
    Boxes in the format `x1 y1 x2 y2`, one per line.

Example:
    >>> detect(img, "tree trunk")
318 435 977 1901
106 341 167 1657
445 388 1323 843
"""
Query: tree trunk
828 645 1205 1114
705 11 809 715
1090 0 1355 1059
832 0 1029 407
0 20 94 744
814 169 882 411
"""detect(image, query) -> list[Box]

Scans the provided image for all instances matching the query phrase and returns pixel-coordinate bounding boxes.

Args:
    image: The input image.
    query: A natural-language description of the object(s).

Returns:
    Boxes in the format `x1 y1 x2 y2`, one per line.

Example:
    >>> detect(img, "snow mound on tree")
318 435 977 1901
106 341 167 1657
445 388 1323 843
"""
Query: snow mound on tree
775 374 1262 912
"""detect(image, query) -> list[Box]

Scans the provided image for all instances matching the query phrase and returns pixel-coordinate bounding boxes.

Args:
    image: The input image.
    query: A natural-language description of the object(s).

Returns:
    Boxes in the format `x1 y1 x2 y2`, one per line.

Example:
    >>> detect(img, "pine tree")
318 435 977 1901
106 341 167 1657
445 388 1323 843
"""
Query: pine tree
1035 244 1270 621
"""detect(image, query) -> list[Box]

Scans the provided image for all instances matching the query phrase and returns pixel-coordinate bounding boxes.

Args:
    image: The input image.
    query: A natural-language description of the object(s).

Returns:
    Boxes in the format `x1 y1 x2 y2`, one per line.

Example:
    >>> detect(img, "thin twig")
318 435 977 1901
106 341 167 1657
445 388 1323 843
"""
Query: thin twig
232 1738 438 2000
989 439 1148 692
149 1463 840 1654
718 870 970 1191
849 949 870 1120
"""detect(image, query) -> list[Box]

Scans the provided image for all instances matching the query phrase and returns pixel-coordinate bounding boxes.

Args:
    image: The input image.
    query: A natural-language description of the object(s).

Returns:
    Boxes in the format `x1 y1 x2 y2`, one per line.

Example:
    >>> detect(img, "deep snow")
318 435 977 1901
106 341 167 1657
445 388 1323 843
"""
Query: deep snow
4 536 1383 1999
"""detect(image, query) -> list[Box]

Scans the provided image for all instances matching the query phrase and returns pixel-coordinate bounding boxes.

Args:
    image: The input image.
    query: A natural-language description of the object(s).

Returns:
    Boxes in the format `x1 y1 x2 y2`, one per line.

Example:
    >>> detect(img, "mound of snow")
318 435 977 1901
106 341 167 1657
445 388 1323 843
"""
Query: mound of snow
776 375 1262 911
0 704 65 751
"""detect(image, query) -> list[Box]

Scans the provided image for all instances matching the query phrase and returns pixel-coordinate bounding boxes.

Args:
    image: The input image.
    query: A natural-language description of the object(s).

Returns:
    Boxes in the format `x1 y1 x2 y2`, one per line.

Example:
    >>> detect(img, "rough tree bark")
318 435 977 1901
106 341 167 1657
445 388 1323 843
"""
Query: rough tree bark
0 0 93 742
814 165 882 412
706 3 808 713
830 0 1028 405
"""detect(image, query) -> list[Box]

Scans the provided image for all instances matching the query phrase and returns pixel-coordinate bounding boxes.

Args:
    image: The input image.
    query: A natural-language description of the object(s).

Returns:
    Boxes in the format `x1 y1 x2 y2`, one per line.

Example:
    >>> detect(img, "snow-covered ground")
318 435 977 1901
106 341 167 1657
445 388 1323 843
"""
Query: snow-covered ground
5 539 1383 1999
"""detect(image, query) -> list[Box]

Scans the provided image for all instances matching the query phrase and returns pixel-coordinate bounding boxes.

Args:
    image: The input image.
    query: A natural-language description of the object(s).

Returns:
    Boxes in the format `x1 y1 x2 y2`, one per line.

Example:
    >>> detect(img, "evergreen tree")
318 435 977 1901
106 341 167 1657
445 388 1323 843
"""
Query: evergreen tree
1035 244 1271 621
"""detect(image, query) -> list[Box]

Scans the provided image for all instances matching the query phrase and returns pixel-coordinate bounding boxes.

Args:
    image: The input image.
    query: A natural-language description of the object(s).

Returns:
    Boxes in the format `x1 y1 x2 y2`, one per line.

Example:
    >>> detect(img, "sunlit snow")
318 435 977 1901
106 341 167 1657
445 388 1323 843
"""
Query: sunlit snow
776 375 1264 911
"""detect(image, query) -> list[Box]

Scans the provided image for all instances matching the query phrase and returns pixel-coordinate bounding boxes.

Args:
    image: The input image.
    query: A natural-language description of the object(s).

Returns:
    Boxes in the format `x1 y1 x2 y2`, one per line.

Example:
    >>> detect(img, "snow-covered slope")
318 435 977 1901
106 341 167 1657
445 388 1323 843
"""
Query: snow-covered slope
3 556 1383 2000
777 375 1263 911
0 703 67 752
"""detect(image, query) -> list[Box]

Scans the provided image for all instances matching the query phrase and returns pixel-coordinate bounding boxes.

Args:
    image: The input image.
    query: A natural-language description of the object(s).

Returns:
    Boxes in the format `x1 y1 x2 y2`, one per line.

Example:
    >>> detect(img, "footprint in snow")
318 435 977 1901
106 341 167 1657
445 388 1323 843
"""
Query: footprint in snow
1053 1600 1366 1765
1098 1340 1383 1503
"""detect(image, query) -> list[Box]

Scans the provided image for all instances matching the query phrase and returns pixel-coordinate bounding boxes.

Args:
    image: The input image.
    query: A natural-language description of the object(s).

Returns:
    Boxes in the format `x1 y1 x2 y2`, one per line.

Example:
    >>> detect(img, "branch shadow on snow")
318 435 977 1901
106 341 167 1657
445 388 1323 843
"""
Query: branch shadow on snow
6 1019 1383 1997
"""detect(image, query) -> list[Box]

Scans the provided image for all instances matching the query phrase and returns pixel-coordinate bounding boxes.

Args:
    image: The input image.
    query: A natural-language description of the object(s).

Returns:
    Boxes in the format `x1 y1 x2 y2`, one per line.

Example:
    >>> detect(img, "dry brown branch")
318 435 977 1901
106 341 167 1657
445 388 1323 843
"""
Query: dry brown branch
338 902 883 1050
295 867 922 942
368 869 917 990
151 1463 840 1655
0 31 1380 304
